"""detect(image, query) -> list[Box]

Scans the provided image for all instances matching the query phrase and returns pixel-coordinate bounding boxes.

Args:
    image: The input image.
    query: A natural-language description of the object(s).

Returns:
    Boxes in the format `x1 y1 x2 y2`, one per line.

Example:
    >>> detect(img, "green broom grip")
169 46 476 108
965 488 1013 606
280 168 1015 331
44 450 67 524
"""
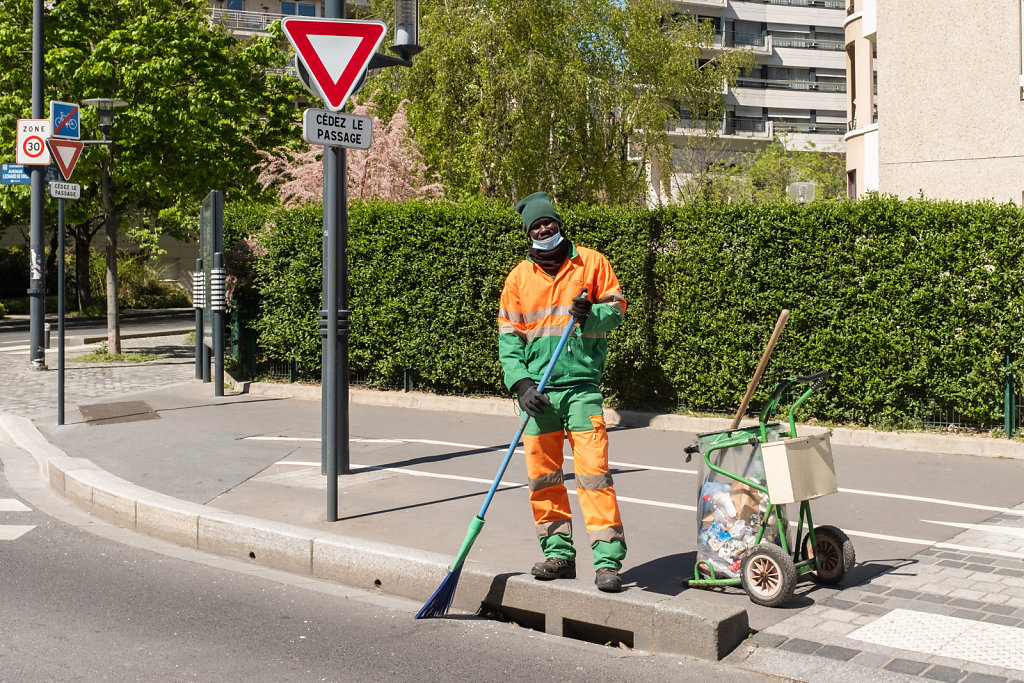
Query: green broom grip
449 515 486 571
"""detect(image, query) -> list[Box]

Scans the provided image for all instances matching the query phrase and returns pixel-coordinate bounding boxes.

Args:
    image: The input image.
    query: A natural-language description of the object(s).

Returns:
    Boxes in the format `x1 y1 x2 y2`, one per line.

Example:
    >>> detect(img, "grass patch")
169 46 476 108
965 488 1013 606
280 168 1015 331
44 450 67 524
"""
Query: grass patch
71 342 161 363
72 350 162 363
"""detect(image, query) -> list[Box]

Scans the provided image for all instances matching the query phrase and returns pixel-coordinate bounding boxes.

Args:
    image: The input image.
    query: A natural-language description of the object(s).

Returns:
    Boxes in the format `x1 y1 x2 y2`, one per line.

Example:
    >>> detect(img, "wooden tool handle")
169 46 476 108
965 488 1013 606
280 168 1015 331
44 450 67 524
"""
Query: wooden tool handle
731 309 790 429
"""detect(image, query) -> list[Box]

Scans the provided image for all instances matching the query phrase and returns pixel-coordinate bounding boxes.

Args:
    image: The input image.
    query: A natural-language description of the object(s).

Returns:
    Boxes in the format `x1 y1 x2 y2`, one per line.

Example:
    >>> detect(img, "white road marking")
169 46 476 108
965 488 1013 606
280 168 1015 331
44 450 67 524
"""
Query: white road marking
249 436 1020 518
838 486 1024 516
0 499 31 512
0 525 35 541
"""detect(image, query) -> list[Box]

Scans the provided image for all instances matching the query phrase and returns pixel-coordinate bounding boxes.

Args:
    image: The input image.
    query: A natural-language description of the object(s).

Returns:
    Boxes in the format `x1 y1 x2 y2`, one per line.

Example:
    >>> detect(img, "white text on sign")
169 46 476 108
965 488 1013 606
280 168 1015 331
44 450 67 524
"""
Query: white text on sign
302 109 373 149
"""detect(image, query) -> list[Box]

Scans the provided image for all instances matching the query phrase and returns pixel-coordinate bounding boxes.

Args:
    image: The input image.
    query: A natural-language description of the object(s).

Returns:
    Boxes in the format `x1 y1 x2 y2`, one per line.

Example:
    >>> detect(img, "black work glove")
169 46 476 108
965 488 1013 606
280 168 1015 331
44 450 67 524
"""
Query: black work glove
513 378 551 418
570 291 592 326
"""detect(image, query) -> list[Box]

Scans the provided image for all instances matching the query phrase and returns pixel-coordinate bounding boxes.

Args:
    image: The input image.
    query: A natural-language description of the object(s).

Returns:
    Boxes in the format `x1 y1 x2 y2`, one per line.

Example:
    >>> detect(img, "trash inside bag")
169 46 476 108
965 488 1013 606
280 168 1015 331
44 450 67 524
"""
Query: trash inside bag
694 425 789 579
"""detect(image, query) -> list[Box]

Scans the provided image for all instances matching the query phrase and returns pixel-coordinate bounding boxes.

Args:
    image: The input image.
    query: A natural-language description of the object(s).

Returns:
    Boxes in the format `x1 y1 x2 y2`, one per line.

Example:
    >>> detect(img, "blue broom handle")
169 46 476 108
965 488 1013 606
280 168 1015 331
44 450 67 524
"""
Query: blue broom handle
476 317 578 518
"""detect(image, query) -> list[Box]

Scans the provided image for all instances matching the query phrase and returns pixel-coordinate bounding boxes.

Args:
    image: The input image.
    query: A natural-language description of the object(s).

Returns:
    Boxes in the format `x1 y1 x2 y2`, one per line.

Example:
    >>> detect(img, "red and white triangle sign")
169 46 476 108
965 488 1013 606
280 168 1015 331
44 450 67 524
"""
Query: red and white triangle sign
282 18 387 112
46 138 84 180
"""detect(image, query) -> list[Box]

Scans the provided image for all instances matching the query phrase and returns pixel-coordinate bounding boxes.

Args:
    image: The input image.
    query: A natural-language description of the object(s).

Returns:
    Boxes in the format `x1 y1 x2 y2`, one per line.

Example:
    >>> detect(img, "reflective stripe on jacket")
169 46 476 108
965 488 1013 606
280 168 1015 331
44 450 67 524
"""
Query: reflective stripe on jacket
498 244 625 391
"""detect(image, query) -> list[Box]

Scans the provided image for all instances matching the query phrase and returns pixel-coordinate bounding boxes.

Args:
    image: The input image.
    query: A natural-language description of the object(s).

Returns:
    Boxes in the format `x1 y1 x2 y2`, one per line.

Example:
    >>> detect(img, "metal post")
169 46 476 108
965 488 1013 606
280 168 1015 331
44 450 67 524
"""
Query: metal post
194 258 204 379
322 0 347 522
28 0 45 370
212 252 225 397
1006 350 1016 438
57 198 65 425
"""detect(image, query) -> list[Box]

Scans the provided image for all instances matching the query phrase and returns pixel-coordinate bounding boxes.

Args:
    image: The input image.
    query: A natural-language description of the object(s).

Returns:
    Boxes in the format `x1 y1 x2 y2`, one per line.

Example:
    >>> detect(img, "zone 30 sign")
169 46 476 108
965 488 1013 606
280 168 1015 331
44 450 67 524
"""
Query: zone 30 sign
16 119 51 165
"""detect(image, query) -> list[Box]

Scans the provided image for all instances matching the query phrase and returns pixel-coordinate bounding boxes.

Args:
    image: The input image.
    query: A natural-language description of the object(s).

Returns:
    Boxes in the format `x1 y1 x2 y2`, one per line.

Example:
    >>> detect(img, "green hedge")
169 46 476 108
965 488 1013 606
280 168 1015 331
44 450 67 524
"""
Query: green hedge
244 197 1024 430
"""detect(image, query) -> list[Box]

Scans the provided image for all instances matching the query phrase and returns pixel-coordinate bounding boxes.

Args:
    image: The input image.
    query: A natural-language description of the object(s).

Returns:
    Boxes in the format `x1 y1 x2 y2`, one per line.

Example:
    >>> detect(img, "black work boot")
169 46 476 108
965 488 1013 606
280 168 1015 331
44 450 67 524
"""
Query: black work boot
531 557 576 580
595 567 622 592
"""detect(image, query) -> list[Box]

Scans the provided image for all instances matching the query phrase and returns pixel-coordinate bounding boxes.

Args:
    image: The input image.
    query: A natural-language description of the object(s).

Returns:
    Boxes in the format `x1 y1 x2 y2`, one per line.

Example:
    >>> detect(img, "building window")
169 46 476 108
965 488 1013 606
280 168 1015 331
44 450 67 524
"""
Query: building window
225 0 243 9
847 170 857 199
281 2 316 16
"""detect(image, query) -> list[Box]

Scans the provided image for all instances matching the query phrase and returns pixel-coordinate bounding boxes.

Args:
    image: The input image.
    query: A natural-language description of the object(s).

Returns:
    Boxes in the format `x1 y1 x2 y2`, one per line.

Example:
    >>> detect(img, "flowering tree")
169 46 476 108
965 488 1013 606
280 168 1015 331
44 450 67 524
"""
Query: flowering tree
255 96 444 205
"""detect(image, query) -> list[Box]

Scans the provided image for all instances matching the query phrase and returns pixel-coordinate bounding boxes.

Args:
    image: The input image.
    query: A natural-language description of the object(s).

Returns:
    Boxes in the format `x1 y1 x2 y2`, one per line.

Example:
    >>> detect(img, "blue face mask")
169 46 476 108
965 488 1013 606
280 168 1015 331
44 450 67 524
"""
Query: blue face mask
531 231 564 251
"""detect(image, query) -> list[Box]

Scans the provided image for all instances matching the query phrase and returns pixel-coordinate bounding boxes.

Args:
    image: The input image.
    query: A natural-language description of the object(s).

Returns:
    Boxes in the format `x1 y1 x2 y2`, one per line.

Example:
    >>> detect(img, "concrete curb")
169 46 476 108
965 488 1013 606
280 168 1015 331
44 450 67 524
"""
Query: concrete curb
0 411 749 661
246 382 1024 460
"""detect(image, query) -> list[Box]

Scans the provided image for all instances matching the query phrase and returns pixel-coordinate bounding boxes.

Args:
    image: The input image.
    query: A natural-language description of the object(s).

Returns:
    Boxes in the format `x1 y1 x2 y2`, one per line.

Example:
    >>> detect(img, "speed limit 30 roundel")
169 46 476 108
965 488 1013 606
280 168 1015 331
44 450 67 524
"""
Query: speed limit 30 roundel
16 119 51 165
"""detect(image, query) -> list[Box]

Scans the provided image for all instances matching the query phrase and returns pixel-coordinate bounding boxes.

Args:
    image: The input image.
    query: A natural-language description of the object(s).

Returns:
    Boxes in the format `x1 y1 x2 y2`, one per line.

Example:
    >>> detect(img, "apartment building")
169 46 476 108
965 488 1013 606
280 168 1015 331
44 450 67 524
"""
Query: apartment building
845 2 1024 204
652 0 848 202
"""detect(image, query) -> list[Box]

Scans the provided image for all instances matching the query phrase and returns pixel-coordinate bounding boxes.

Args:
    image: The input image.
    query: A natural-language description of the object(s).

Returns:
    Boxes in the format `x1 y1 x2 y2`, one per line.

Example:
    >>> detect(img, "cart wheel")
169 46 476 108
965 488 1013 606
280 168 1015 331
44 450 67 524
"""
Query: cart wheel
801 525 856 585
740 543 797 608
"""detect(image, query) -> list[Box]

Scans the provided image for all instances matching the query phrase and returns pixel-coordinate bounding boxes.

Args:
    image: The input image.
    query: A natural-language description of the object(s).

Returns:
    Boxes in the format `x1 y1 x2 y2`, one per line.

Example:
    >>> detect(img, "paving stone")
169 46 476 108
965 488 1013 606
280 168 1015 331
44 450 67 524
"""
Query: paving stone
750 632 787 648
940 560 969 568
995 568 1024 578
950 598 988 610
885 658 931 675
950 609 987 621
856 583 890 594
850 651 892 668
850 603 890 616
983 604 1018 616
919 593 954 604
888 589 922 599
982 615 1020 627
815 644 860 662
862 595 888 604
922 665 969 682
779 638 822 655
967 564 999 573
823 597 857 610
961 674 1008 683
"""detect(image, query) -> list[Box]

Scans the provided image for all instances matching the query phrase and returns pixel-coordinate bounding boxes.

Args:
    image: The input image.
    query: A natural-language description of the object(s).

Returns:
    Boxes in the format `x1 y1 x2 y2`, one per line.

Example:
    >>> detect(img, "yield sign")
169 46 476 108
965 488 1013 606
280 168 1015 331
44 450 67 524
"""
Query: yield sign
47 138 84 180
281 18 386 112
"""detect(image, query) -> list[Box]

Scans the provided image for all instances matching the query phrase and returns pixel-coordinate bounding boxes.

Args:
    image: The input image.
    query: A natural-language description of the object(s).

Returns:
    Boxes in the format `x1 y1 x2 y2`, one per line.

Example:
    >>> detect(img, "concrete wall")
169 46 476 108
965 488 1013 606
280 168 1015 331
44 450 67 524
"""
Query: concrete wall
876 1 1024 203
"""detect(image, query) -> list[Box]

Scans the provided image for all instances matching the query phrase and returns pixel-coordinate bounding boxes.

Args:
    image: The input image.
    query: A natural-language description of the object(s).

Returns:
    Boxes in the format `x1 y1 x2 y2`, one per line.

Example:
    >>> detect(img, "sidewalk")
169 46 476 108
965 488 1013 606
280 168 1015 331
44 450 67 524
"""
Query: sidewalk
1 334 1023 681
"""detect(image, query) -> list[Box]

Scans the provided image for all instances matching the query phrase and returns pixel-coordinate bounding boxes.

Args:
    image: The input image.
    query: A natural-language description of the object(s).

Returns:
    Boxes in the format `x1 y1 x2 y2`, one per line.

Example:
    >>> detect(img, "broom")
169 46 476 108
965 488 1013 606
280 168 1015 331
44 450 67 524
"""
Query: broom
415 307 583 619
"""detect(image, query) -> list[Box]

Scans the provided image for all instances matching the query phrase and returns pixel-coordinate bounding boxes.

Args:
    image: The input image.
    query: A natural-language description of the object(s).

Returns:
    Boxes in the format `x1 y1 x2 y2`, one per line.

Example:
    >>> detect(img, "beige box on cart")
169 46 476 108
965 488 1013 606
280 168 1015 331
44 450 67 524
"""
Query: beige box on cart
760 433 837 504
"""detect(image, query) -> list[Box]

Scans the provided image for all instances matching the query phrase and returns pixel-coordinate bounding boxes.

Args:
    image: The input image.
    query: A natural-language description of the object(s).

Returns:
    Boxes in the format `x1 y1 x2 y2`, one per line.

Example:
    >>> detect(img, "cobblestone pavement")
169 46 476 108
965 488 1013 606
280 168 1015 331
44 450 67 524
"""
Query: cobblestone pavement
739 505 1024 682
0 334 196 419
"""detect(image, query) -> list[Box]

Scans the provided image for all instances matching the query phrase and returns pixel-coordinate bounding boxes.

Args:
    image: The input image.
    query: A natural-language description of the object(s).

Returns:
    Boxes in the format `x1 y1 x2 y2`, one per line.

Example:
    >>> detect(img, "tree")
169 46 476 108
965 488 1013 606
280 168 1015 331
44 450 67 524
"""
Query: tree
255 95 444 206
0 0 302 350
364 0 751 205
697 136 847 203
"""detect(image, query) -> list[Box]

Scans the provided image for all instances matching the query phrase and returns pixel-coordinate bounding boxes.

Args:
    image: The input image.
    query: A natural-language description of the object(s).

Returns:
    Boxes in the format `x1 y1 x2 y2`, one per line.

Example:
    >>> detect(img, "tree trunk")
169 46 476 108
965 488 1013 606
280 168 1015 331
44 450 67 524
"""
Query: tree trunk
100 161 120 354
74 223 92 312
104 218 120 353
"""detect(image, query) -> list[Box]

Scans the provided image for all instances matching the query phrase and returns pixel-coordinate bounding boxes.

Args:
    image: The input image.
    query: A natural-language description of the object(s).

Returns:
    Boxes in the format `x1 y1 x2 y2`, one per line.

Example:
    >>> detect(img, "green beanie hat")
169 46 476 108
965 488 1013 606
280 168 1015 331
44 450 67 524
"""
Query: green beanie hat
514 191 562 234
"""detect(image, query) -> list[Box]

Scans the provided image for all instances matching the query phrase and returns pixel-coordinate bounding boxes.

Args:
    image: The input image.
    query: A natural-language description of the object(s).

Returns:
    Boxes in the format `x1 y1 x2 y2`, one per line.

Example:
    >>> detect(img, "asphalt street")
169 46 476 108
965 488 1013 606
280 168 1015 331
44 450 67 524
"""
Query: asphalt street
0 437 777 682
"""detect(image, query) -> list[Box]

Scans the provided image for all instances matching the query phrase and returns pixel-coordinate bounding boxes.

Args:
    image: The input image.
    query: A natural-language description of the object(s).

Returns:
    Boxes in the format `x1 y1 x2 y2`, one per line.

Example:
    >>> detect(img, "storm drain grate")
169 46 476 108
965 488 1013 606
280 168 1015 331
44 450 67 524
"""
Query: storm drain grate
78 401 161 426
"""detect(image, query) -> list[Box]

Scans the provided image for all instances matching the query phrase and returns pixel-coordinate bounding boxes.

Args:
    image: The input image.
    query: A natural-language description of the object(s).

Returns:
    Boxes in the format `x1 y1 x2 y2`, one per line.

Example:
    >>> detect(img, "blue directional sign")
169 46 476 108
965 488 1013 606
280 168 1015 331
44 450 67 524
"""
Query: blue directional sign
1 163 30 185
50 100 80 140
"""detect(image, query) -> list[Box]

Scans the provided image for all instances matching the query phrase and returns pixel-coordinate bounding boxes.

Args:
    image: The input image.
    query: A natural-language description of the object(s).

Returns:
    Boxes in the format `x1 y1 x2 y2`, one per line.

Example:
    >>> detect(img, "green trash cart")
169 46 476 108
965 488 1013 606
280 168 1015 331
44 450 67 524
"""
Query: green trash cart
686 371 855 607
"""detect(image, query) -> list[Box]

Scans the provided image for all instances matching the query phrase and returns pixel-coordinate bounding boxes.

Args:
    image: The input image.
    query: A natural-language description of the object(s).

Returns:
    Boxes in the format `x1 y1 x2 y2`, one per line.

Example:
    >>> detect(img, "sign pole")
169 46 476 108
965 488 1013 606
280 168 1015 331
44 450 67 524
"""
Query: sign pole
57 197 65 425
28 0 45 371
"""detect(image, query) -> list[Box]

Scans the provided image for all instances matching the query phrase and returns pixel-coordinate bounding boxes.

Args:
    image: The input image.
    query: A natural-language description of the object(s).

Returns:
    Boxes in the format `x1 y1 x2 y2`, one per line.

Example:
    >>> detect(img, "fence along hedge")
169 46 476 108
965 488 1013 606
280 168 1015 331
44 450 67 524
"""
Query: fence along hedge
246 196 1024 430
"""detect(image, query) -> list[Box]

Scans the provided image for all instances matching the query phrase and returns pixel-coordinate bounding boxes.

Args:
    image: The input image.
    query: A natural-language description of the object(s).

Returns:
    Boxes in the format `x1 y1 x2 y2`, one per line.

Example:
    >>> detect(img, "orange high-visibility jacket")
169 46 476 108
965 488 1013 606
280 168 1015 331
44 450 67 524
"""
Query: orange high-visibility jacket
498 244 626 391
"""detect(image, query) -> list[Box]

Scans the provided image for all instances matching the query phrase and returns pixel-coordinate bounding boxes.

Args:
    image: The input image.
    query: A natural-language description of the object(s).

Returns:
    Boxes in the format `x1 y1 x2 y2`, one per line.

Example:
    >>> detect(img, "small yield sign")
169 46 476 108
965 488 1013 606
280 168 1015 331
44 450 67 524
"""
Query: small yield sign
16 119 51 165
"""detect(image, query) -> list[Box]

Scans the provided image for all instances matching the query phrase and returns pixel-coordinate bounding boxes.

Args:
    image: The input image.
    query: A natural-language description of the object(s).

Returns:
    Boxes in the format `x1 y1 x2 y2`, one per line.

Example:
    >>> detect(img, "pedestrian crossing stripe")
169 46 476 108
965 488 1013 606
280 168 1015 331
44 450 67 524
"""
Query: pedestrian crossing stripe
0 525 34 540
0 498 35 540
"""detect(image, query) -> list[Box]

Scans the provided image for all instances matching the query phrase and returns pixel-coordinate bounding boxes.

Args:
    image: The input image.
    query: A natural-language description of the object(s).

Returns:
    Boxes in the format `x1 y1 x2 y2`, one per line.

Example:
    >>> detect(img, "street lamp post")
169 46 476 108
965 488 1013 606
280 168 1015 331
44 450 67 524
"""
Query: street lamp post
81 98 128 354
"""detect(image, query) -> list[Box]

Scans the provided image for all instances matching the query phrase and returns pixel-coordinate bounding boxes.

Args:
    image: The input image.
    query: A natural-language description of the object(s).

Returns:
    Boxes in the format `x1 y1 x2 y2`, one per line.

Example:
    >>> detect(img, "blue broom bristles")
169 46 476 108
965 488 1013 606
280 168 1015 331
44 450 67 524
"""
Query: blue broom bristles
414 563 463 619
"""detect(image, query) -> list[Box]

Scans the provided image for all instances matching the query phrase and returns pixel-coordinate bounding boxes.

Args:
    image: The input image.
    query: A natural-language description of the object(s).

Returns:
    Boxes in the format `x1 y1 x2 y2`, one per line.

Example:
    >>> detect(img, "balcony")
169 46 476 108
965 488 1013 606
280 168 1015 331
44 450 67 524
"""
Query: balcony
773 121 846 135
666 117 773 139
705 31 773 55
771 36 845 51
733 0 844 7
734 77 846 92
209 8 288 35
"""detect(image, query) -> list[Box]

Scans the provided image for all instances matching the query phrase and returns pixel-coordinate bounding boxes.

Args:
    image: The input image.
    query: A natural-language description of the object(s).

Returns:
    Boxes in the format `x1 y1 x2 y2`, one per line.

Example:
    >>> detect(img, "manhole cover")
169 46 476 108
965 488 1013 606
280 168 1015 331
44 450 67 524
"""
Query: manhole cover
78 401 161 426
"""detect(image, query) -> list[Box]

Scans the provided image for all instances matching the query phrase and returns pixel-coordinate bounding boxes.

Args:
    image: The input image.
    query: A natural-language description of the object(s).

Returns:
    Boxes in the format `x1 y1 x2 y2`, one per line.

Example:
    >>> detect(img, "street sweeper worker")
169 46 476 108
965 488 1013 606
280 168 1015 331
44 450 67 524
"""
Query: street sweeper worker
497 191 628 593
